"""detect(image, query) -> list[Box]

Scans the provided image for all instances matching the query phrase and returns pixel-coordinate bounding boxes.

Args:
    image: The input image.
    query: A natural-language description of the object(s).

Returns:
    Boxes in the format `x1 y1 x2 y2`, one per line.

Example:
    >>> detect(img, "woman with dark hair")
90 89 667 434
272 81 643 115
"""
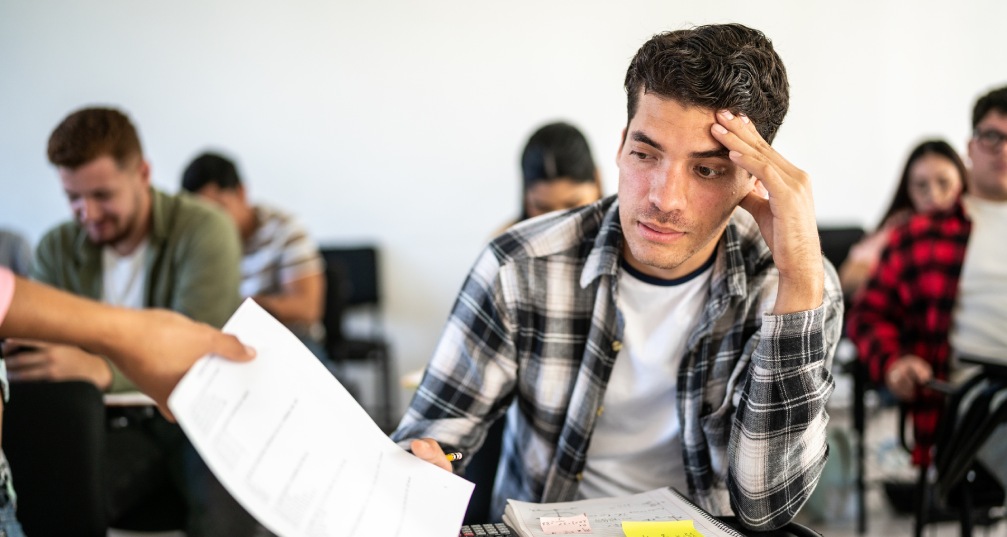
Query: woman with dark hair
516 122 602 221
839 139 968 296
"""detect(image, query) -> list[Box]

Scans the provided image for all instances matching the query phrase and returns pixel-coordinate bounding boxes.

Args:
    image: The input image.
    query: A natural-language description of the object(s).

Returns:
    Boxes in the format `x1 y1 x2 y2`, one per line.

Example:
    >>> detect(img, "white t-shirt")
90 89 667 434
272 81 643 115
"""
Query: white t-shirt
579 255 713 499
101 239 148 309
951 195 1007 359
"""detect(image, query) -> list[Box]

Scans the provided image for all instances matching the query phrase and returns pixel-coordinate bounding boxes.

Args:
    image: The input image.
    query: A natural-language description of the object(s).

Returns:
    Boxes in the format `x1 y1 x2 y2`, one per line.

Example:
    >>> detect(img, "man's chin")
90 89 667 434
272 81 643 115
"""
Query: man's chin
625 241 687 273
85 230 119 247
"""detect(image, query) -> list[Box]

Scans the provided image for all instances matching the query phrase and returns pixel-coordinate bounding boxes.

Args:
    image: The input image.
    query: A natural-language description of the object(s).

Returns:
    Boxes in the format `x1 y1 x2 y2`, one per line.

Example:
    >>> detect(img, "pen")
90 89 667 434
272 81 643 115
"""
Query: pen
924 378 955 395
445 452 464 463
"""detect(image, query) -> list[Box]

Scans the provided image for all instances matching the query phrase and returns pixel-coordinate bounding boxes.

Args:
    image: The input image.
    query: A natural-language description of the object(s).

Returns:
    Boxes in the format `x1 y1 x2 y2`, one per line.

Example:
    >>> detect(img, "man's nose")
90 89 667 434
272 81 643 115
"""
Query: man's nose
75 198 101 222
649 166 688 213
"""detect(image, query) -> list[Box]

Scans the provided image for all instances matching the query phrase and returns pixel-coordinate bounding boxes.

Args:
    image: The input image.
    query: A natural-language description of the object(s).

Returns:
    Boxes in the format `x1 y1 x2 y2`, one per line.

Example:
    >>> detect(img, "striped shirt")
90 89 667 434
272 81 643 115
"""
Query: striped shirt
392 195 842 530
241 205 324 340
241 205 323 299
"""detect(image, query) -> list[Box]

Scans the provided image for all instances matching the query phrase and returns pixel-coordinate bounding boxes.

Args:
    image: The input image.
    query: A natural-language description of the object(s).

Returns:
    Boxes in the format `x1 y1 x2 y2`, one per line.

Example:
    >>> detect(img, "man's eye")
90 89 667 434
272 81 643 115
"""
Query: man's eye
695 165 723 178
981 130 1006 144
629 151 650 160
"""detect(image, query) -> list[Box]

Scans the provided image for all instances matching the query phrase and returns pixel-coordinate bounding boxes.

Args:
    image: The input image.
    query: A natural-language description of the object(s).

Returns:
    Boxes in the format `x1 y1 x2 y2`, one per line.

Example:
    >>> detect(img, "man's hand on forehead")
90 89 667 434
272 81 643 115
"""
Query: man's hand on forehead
710 109 824 314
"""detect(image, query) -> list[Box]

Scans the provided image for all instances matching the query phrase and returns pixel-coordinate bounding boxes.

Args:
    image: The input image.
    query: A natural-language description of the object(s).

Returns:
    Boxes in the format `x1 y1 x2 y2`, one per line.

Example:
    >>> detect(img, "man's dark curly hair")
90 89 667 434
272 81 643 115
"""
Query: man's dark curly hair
624 24 790 143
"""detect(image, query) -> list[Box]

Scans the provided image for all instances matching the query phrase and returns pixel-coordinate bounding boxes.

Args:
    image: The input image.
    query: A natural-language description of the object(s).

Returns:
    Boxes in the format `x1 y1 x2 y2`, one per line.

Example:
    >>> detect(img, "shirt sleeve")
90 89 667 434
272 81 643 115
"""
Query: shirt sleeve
390 246 517 462
728 265 843 530
0 266 14 402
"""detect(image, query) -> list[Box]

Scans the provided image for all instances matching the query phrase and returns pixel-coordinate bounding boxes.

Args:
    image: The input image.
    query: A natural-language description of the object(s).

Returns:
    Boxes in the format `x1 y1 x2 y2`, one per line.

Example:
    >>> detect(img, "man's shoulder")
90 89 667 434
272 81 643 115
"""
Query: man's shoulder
154 189 234 231
36 220 84 252
488 196 616 265
253 203 309 237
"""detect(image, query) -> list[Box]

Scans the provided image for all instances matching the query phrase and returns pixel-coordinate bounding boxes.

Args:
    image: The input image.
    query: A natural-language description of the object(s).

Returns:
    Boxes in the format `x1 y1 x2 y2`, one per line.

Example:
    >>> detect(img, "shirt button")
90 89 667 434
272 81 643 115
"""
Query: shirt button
611 340 623 352
576 472 584 481
596 406 604 417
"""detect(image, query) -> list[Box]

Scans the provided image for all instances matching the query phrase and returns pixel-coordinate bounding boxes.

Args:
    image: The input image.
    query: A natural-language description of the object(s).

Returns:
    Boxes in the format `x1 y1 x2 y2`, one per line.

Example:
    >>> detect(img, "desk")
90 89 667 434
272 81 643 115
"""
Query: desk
104 390 156 407
462 516 821 537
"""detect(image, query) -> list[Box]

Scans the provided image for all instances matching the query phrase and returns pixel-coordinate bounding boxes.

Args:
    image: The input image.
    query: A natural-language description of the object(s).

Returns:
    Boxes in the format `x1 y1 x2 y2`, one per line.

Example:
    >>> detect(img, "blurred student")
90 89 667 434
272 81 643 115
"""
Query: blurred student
12 107 257 535
503 122 603 230
181 152 329 362
839 140 966 297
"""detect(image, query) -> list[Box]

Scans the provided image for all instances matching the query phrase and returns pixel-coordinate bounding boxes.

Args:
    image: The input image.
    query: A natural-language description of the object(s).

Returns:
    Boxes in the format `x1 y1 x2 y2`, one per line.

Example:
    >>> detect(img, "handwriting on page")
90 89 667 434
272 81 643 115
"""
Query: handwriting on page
621 520 704 537
540 513 592 534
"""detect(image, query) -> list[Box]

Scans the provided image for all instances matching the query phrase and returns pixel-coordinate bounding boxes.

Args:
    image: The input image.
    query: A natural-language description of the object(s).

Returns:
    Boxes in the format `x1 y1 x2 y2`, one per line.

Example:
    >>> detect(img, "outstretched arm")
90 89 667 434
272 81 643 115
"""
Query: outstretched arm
0 271 254 418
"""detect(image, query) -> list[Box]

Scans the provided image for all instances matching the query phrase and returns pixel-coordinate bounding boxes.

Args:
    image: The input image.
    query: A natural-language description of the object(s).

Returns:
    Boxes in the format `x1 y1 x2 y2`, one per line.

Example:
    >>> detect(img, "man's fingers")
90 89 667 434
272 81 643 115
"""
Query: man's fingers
737 189 770 219
156 403 177 423
714 111 799 176
212 332 256 363
7 364 53 382
410 438 452 472
4 352 48 370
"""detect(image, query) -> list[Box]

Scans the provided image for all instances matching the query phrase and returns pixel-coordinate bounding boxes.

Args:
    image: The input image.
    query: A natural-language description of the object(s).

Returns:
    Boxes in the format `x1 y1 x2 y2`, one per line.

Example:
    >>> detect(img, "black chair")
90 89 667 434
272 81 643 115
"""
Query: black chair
817 225 871 534
911 365 1007 537
817 226 866 274
2 381 108 537
320 245 397 432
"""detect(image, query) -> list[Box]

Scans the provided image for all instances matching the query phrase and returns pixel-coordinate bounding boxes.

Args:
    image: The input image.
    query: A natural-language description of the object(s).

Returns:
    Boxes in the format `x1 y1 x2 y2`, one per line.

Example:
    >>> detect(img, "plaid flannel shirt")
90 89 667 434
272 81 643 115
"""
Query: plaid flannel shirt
846 202 970 465
393 196 842 530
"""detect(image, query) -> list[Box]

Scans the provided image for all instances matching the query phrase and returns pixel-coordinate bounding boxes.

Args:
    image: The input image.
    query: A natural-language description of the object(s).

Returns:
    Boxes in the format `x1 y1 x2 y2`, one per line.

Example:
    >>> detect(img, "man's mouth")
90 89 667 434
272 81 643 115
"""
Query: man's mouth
637 220 685 241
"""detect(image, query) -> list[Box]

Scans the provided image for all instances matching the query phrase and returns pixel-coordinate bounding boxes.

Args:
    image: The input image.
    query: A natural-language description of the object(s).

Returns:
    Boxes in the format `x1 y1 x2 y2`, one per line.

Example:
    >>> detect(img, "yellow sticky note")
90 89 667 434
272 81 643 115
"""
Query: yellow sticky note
622 519 705 537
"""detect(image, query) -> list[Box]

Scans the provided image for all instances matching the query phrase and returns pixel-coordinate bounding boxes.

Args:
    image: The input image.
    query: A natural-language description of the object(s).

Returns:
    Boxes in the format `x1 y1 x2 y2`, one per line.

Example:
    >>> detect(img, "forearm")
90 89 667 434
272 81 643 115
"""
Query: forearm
1 276 105 344
729 306 836 530
253 272 325 325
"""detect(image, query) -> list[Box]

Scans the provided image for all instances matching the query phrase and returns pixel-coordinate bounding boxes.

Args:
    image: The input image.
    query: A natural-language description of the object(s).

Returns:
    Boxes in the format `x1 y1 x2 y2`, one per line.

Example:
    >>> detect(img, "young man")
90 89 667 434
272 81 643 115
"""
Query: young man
3 107 261 536
394 24 843 531
848 86 1007 481
179 152 328 360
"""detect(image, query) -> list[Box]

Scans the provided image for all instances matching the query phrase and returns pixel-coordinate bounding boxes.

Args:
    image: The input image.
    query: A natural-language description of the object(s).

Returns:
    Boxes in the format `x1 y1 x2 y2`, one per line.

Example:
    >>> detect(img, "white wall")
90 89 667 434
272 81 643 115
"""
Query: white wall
2 0 1005 418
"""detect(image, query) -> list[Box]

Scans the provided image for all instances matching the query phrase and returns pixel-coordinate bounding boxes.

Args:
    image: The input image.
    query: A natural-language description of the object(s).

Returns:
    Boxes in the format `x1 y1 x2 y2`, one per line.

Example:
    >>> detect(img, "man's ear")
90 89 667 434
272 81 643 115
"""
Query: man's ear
752 178 768 199
138 160 152 185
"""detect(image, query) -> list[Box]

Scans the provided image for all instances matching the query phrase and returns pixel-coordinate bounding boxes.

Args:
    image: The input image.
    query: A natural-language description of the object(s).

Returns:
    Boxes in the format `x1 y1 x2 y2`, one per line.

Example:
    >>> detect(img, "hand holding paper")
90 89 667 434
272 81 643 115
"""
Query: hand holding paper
168 299 474 537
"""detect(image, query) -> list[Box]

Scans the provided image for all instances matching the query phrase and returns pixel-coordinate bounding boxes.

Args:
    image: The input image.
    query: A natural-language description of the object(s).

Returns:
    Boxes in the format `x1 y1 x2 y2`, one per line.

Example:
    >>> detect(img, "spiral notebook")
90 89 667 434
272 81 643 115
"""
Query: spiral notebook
502 487 742 537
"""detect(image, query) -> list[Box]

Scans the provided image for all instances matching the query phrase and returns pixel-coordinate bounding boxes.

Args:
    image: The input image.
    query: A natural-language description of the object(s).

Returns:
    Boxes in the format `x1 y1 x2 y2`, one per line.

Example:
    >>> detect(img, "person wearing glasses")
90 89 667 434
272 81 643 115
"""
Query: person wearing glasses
847 86 1007 489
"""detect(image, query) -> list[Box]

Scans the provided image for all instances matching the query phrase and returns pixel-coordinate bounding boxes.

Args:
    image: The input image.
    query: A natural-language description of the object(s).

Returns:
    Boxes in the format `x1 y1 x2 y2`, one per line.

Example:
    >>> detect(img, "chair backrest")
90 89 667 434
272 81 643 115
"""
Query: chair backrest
1 381 108 537
320 246 380 307
818 226 866 270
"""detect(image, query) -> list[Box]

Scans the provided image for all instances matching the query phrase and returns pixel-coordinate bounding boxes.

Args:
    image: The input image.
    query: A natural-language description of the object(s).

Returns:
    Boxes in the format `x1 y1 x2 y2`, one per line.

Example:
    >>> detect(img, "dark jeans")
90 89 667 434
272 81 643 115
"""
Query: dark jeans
106 407 271 536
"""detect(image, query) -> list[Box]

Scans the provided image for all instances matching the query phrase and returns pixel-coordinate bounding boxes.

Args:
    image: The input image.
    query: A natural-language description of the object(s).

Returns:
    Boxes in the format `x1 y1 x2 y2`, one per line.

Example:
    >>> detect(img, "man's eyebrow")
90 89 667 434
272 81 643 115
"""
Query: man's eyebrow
689 147 730 159
630 131 663 152
631 131 730 159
